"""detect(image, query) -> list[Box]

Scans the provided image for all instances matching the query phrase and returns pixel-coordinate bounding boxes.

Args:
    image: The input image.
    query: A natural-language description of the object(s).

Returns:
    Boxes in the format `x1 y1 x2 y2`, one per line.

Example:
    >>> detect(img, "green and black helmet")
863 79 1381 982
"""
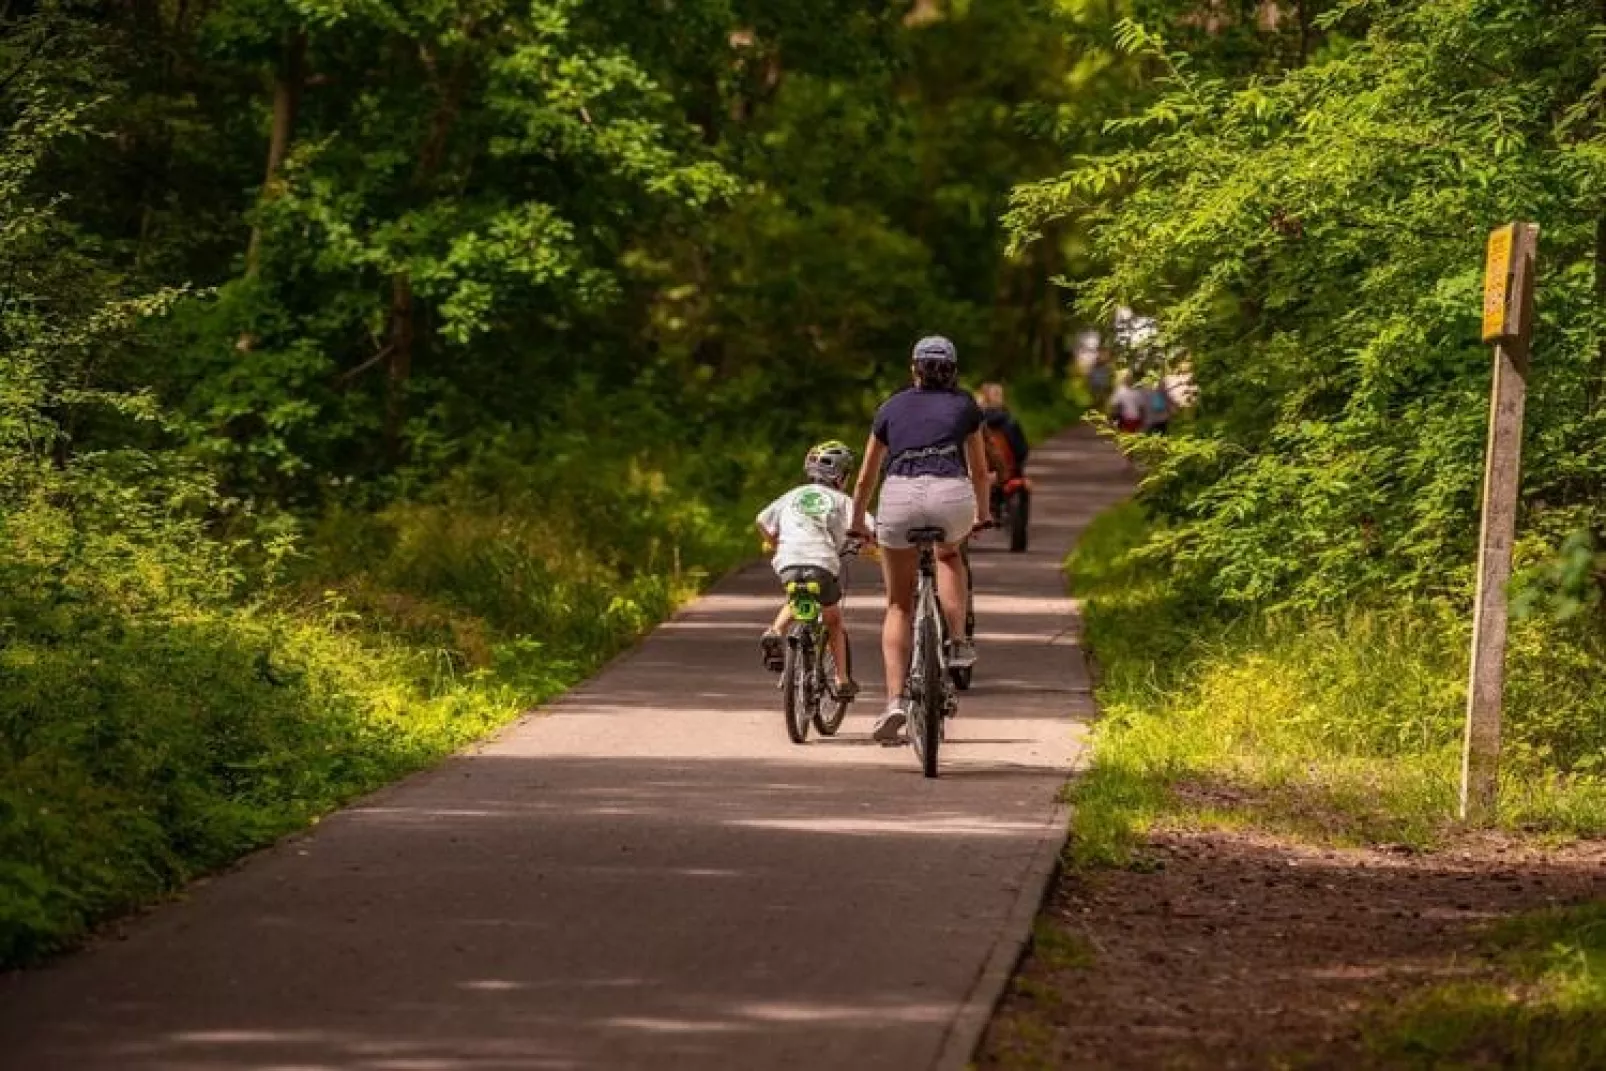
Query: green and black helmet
804 440 854 488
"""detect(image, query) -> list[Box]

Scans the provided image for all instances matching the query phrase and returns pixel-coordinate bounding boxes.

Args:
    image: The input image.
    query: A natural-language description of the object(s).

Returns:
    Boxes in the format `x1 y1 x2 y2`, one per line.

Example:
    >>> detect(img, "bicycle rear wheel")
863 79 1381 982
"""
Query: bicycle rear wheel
781 629 812 744
814 635 852 736
1009 488 1030 552
913 607 943 778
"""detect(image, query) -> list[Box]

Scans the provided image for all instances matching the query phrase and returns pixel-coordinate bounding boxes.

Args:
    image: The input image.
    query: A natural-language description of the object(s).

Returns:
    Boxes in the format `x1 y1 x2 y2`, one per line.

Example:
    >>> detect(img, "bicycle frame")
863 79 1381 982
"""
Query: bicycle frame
905 533 956 776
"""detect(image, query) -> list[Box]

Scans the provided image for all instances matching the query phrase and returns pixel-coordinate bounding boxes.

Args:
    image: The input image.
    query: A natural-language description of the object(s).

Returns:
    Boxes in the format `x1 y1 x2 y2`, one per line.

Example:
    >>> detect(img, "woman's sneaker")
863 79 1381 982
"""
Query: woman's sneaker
872 698 909 744
946 638 977 668
760 632 784 672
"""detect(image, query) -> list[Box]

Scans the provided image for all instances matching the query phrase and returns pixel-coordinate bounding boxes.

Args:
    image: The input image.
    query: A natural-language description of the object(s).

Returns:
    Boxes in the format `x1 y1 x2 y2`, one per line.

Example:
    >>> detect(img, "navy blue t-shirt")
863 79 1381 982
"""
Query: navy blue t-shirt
872 387 984 479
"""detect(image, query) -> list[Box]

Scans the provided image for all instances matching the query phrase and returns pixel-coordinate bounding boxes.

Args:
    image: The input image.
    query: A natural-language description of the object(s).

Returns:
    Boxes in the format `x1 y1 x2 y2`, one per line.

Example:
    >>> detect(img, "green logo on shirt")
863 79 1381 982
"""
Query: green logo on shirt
793 488 831 518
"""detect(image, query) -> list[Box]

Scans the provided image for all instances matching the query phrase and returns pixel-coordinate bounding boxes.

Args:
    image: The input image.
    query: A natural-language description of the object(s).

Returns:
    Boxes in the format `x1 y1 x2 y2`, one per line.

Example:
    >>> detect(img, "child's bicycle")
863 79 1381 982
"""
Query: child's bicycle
778 546 862 745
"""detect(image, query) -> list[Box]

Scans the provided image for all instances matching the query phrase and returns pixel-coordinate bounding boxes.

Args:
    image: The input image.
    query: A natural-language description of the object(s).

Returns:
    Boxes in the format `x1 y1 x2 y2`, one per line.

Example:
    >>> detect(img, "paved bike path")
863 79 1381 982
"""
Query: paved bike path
0 426 1132 1071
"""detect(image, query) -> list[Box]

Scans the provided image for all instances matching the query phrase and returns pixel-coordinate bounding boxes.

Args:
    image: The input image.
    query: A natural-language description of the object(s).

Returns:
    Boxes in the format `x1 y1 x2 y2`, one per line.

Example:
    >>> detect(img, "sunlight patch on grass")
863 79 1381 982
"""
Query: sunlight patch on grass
1065 502 1606 869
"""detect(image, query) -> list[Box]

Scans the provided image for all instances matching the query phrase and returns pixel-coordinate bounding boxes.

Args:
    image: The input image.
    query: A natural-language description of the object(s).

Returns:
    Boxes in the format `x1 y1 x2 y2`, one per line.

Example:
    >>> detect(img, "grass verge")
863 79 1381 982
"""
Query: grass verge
1066 501 1606 867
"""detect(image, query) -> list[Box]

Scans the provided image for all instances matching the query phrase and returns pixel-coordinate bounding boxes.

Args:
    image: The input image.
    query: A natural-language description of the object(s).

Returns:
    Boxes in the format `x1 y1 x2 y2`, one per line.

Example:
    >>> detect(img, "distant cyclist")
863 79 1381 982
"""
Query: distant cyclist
1108 370 1146 433
849 336 992 743
975 382 1029 484
756 441 864 700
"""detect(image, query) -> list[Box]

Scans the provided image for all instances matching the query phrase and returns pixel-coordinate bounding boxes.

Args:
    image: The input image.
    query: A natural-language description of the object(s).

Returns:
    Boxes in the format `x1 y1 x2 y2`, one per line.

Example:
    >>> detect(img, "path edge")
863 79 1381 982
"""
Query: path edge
931 486 1113 1070
931 776 1072 1071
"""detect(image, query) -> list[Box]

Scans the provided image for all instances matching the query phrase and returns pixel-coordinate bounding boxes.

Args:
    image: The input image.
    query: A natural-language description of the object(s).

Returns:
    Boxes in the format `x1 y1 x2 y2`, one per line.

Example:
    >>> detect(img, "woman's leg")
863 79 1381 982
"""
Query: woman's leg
822 603 852 689
935 543 969 640
920 477 978 665
878 547 918 704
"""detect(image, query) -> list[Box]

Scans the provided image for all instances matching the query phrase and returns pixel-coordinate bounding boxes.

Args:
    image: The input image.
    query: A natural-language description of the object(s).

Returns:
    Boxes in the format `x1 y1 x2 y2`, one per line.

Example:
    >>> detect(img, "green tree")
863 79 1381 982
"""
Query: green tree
1016 0 1606 610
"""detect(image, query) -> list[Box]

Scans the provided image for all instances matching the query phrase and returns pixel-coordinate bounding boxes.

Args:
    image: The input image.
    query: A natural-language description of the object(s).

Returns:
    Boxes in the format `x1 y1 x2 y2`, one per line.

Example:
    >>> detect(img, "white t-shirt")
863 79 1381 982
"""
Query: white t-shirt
756 484 867 575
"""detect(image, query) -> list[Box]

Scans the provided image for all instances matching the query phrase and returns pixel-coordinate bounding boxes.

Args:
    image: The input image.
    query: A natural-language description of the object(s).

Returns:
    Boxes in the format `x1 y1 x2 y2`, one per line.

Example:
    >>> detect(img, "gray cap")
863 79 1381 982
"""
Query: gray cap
912 335 958 364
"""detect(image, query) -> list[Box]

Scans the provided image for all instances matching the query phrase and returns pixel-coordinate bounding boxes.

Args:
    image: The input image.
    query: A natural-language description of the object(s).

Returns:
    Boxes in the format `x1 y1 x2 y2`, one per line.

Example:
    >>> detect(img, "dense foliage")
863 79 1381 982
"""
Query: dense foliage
1017 0 1606 613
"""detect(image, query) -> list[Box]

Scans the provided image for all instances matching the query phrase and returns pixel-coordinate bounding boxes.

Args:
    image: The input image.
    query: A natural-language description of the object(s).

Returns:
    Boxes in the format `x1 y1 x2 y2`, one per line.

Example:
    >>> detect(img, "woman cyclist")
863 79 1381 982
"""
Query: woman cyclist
849 336 992 743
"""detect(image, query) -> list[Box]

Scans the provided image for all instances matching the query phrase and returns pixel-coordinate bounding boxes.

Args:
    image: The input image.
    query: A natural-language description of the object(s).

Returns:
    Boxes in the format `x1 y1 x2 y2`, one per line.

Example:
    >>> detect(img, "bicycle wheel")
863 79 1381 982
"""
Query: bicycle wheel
781 629 812 745
1009 488 1030 552
814 634 852 736
907 617 929 767
914 605 943 778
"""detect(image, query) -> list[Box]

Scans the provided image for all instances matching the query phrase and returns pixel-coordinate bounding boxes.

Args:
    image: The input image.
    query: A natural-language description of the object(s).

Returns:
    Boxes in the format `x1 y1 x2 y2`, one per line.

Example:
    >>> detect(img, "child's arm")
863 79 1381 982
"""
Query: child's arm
755 497 783 551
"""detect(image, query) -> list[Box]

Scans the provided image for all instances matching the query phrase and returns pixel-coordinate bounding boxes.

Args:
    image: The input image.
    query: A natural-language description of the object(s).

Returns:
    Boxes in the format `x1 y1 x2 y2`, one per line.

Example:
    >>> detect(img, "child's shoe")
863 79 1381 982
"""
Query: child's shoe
760 631 784 672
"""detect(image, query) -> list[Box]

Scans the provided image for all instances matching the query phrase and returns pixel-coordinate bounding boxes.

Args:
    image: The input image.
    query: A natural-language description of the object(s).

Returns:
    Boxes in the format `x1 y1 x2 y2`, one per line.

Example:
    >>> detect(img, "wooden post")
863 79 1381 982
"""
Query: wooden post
1460 222 1538 823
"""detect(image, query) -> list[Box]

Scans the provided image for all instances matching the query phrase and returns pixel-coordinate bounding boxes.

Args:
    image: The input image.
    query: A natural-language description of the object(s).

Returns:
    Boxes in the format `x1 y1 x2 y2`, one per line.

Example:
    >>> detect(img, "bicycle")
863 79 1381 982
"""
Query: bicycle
903 525 961 778
779 555 858 745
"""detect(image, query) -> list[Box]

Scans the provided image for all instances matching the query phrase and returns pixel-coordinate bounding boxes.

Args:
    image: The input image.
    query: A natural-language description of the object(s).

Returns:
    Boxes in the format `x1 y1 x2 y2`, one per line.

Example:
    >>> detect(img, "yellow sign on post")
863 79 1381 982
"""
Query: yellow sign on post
1482 222 1538 350
1482 224 1515 342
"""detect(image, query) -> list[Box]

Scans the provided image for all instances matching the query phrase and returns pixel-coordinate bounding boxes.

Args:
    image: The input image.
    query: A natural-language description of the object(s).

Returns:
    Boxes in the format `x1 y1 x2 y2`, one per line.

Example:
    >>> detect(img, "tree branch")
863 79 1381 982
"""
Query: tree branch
0 30 55 97
337 345 394 385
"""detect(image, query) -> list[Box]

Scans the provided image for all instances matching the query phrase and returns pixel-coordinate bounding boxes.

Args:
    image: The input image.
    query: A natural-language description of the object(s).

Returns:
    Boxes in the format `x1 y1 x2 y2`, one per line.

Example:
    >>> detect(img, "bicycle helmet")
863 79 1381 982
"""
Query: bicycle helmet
804 440 855 488
911 335 958 389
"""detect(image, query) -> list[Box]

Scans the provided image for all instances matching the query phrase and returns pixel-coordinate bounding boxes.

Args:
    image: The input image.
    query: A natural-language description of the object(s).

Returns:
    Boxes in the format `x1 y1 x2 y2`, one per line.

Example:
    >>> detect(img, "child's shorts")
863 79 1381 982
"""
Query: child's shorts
778 565 842 607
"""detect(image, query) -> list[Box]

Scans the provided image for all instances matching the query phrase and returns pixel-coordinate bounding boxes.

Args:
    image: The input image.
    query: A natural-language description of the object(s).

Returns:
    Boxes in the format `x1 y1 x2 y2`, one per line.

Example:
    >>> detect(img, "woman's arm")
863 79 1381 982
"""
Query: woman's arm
966 430 992 526
850 433 885 535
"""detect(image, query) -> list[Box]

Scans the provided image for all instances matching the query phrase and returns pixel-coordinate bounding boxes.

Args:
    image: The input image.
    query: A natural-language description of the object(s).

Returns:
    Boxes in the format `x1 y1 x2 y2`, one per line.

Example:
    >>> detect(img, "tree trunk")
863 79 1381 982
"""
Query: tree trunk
1593 208 1606 414
1038 232 1064 373
245 28 307 277
383 35 473 460
385 274 414 458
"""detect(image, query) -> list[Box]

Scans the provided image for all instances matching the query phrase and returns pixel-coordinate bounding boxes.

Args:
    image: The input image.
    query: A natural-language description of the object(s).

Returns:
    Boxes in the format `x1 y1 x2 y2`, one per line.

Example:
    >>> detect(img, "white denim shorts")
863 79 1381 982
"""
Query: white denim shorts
875 476 975 549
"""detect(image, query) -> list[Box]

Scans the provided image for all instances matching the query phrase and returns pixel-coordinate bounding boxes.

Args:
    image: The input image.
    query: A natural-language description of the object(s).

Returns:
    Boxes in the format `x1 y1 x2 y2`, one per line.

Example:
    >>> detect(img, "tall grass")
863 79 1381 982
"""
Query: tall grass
1068 502 1606 866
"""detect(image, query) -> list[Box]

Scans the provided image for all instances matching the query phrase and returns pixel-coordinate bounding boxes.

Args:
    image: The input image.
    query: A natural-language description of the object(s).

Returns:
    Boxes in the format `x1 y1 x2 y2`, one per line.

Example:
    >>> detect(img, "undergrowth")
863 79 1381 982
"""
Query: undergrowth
1067 501 1606 868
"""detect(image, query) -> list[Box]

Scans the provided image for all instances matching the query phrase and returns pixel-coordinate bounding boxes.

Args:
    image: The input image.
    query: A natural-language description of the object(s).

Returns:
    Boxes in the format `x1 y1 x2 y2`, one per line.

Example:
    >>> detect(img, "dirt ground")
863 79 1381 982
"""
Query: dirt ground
977 821 1606 1069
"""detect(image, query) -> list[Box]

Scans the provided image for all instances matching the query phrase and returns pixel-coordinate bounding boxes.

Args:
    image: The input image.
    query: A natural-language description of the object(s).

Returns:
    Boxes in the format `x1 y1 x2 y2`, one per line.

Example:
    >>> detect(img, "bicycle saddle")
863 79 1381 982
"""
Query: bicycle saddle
905 526 947 544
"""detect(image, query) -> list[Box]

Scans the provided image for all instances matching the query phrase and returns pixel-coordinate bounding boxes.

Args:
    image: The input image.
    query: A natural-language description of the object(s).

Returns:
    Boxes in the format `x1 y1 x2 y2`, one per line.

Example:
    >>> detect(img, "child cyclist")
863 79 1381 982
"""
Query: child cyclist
755 440 869 699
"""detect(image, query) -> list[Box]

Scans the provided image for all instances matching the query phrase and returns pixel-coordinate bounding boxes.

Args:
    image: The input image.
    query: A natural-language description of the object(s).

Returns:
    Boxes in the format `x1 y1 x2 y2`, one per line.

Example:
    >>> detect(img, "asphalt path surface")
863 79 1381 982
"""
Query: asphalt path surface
0 425 1131 1071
